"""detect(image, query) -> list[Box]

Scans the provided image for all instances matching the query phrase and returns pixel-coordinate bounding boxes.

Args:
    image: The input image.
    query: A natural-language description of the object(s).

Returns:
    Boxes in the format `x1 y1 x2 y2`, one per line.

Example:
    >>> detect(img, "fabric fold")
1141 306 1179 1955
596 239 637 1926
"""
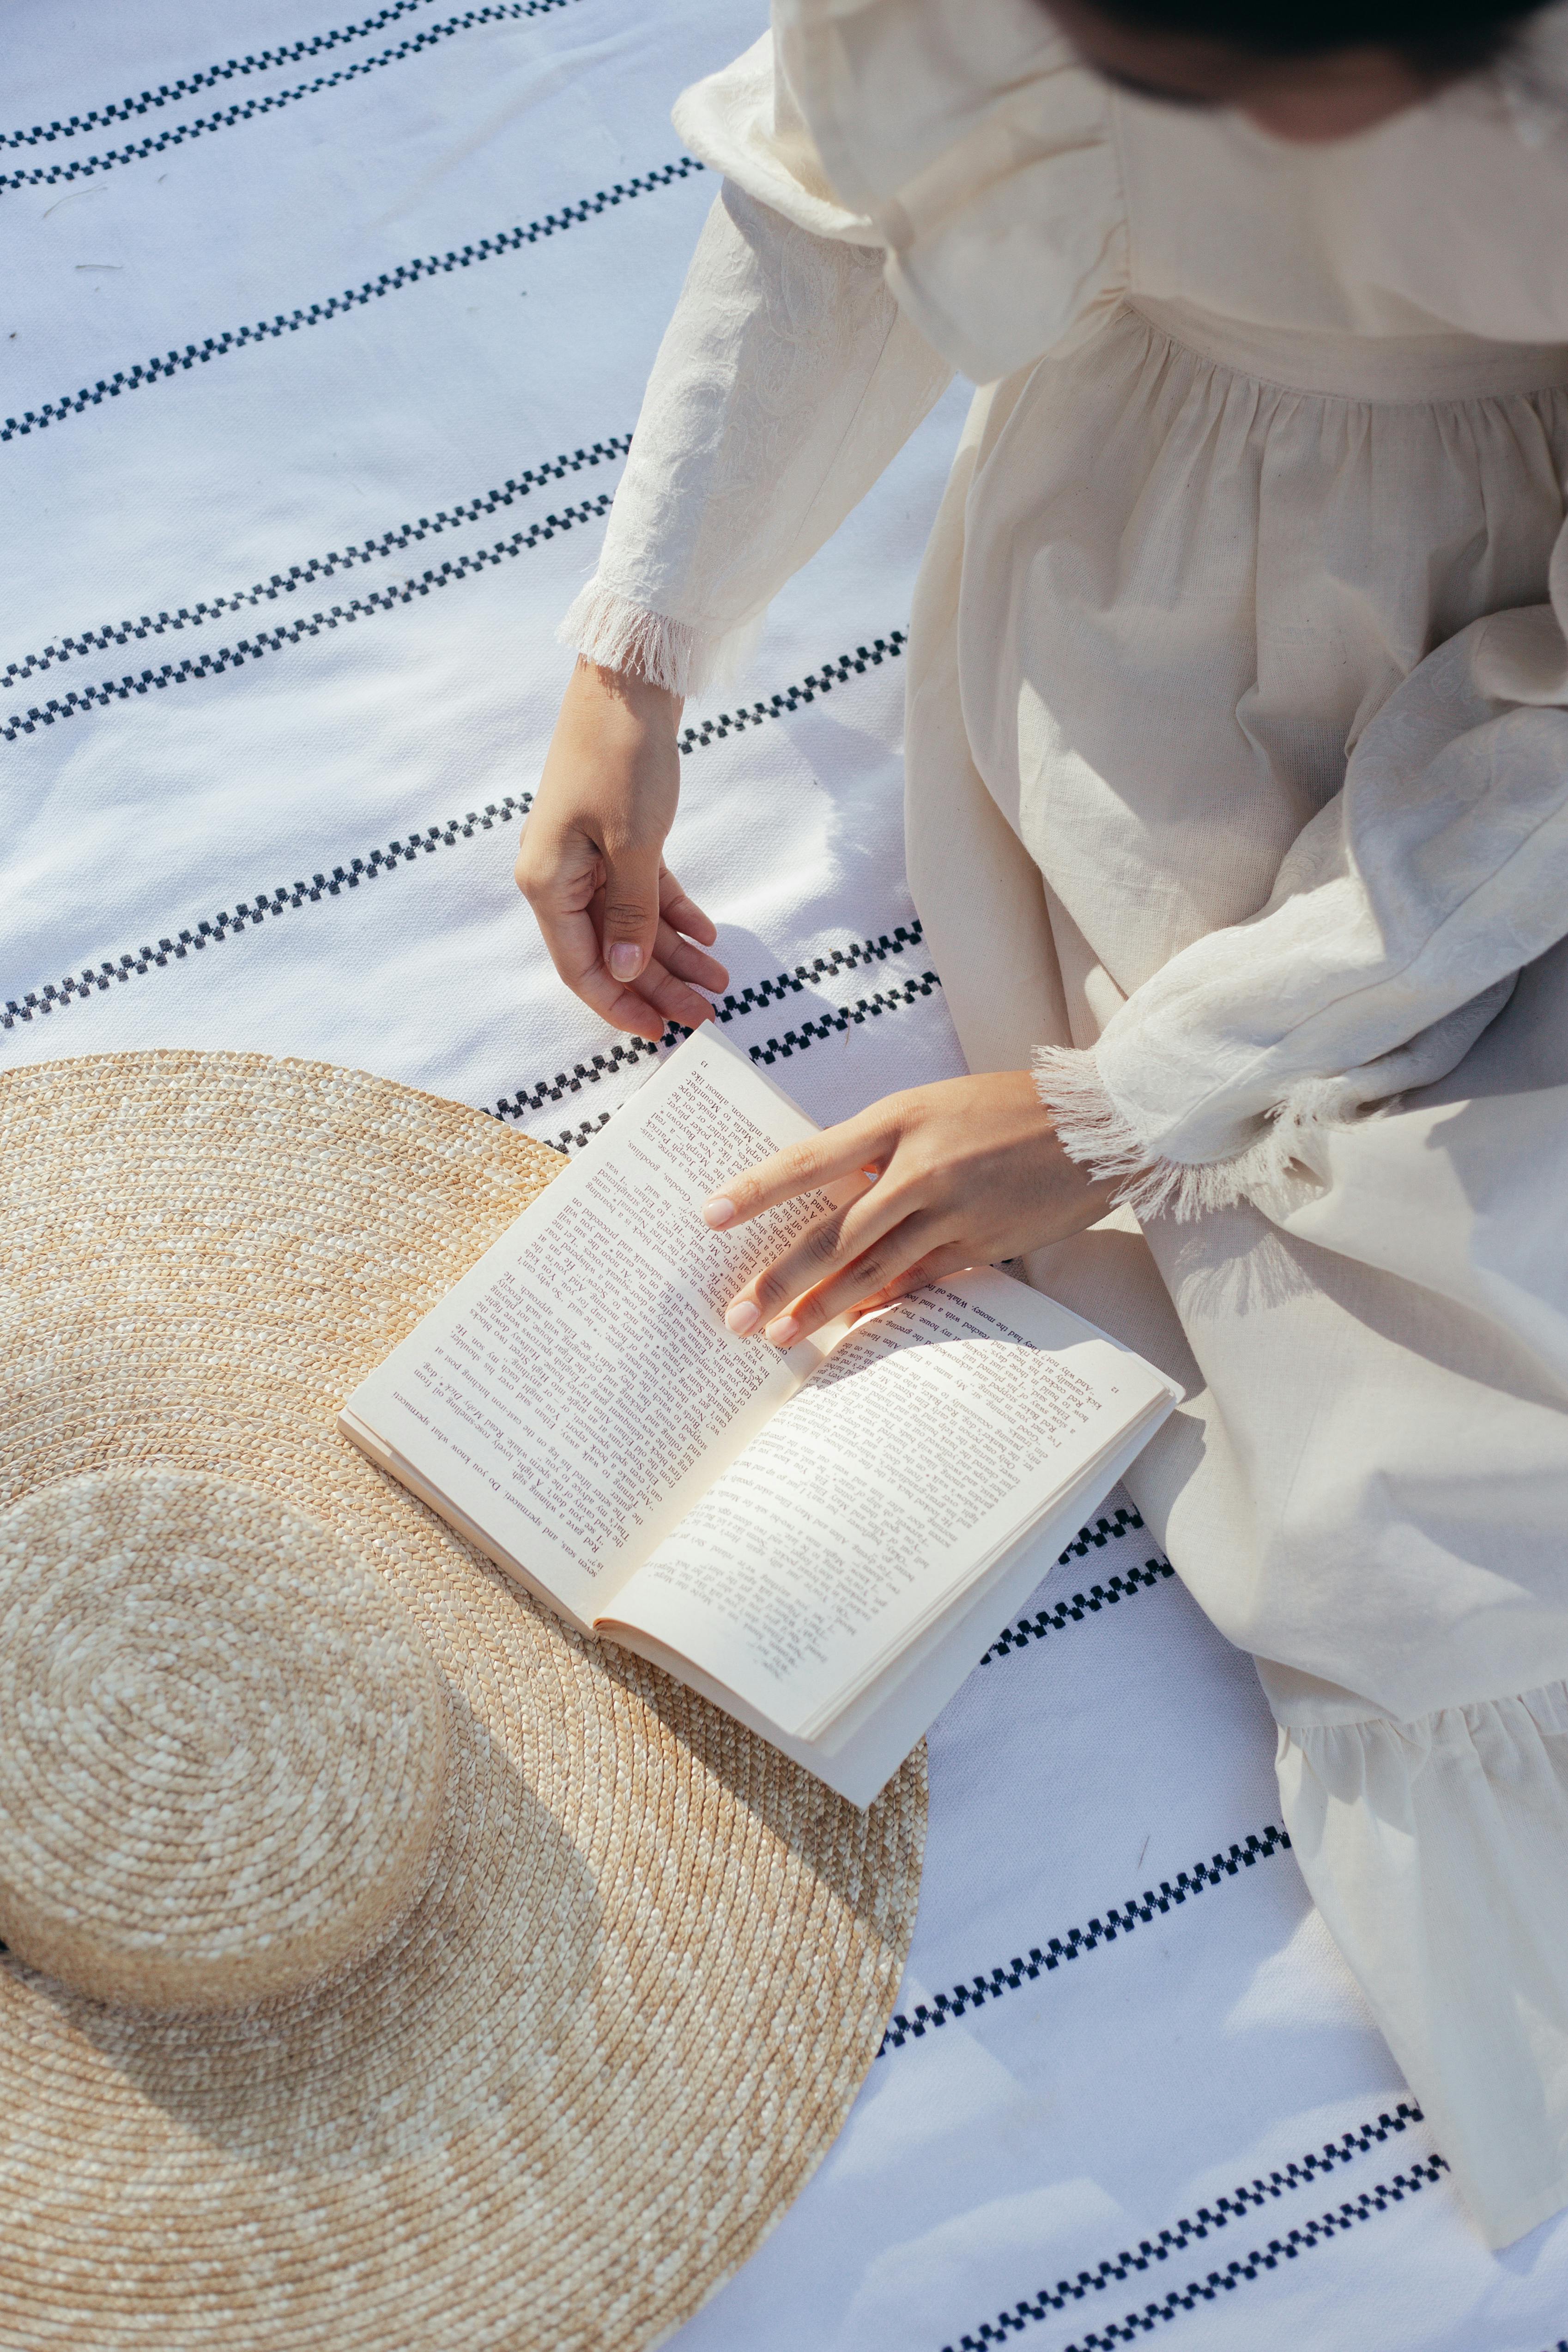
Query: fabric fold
775 0 1127 382
1277 1681 1568 2248
1034 512 1568 1218
1034 982 1517 1222
672 29 878 246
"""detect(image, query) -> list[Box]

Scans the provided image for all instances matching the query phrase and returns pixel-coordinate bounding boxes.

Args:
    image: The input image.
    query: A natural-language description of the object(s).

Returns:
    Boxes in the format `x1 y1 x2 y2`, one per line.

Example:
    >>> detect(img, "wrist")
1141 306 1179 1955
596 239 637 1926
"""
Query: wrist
572 656 683 733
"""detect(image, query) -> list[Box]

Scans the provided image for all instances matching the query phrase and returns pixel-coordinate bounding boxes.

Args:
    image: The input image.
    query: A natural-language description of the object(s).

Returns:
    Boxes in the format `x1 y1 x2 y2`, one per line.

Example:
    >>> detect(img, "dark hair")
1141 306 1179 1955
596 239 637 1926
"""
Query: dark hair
1088 0 1542 73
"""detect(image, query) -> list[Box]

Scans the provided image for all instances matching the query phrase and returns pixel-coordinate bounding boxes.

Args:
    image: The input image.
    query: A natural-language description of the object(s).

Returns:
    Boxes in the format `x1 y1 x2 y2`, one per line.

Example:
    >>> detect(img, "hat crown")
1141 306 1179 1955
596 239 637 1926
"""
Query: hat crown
0 1468 447 2010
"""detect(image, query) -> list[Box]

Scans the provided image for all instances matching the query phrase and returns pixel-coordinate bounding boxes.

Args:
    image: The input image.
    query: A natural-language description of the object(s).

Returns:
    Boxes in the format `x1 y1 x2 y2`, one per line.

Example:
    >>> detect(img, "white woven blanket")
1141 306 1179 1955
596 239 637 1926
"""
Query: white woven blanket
4 1 1566 2342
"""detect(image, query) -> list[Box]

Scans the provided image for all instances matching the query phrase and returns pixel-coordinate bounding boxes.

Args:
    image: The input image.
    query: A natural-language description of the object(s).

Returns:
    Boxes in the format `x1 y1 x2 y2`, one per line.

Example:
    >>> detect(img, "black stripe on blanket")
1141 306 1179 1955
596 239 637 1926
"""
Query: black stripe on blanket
877 1825 1294 2055
0 157 703 444
1 540 904 753
3 437 632 699
1058 1506 1146 1559
3 484 611 724
980 1559 1175 1664
4 0 445 147
532 968 944 1154
2 635 912 1027
1005 2159 1451 2349
0 1 582 194
976 1516 1174 1661
678 632 908 751
747 969 943 1062
944 2103 1438 2352
495 921 927 1117
1 798 539 1030
3 486 619 739
549 1107 617 1150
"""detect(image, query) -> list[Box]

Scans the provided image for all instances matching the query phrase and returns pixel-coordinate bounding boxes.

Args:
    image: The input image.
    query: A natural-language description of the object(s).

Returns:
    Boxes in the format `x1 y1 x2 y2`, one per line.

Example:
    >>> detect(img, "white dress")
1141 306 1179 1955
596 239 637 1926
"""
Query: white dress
564 0 1568 2247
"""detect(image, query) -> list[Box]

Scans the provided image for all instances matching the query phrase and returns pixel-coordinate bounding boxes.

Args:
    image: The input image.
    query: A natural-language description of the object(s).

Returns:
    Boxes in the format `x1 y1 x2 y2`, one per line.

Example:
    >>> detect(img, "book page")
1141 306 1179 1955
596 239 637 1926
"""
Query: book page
341 1029 836 1625
606 1268 1173 1739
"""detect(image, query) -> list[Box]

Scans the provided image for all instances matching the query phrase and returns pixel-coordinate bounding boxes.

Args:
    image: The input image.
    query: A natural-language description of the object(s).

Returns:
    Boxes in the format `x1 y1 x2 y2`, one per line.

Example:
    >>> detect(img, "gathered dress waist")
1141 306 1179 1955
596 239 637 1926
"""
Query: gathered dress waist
1126 294 1568 405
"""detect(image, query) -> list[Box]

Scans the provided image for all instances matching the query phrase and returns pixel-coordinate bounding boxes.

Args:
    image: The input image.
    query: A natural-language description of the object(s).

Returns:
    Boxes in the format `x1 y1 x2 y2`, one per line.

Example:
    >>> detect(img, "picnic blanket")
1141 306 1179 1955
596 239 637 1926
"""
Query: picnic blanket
4 1 1568 2343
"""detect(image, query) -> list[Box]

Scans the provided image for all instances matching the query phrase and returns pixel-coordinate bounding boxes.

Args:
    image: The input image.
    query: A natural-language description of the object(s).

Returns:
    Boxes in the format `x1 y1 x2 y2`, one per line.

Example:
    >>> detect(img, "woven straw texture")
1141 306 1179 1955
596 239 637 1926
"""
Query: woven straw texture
0 1467 449 2012
0 1049 926 2352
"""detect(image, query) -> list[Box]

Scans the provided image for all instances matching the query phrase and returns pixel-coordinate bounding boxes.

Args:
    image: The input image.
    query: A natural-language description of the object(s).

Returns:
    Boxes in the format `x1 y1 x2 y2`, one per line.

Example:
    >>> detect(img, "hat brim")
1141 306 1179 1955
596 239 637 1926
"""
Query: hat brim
0 1051 925 2352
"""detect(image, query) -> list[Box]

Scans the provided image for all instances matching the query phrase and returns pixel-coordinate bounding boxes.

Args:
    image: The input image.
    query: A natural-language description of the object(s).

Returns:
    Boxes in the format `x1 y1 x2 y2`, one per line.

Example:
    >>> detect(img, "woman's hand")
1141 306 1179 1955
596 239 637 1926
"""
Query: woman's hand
704 1071 1119 1345
515 658 728 1043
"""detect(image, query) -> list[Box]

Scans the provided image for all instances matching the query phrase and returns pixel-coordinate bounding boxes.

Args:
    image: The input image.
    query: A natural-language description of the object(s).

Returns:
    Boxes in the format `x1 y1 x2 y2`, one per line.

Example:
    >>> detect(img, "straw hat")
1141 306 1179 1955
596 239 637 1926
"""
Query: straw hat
0 1050 925 2351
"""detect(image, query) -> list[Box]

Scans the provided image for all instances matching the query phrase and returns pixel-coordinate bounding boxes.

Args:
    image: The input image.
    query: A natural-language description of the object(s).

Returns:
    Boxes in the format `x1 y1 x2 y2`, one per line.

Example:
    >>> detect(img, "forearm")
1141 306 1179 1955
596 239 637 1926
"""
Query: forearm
565 36 951 697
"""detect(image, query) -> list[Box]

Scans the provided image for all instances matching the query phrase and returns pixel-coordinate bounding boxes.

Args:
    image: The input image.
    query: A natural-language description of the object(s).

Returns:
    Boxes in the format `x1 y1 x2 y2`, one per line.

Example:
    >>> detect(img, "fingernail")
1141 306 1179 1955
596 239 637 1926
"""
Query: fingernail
725 1300 761 1336
703 1195 736 1229
764 1314 799 1347
608 942 642 980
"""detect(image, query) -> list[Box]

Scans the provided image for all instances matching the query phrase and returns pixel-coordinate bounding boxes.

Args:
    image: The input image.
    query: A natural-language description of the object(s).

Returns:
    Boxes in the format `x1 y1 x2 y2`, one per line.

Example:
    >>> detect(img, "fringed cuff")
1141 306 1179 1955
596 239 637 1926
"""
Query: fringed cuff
1031 1044 1331 1224
559 581 708 697
559 580 764 702
1032 973 1517 1222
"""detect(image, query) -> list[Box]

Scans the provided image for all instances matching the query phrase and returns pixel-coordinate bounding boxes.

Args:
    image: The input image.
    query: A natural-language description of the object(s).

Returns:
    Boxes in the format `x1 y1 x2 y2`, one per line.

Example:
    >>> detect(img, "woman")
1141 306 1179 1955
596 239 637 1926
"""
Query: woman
517 0 1568 2243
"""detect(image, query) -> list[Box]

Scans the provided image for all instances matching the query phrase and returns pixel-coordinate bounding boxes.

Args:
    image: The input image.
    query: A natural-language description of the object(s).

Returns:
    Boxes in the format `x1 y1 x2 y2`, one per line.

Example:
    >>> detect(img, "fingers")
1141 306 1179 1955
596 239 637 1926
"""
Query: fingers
520 656 690 1033
632 952 720 1033
517 823 722 1040
720 1179 913 1338
525 885 665 1038
702 1112 894 1235
660 867 719 948
850 1244 976 1321
520 906 717 1043
598 832 665 989
654 914 728 996
514 817 653 1032
737 1215 957 1347
607 891 724 1032
581 984 671 1044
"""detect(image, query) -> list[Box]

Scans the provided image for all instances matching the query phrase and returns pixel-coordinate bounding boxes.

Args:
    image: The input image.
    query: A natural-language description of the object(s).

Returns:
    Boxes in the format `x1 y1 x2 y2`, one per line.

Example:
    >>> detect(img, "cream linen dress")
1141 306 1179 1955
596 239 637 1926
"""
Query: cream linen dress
563 0 1568 2247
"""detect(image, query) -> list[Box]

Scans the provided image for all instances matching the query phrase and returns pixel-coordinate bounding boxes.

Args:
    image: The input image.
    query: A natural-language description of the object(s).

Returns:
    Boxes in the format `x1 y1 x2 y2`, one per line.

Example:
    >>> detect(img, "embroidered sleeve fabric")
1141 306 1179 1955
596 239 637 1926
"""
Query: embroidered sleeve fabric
1034 517 1568 1220
562 31 953 700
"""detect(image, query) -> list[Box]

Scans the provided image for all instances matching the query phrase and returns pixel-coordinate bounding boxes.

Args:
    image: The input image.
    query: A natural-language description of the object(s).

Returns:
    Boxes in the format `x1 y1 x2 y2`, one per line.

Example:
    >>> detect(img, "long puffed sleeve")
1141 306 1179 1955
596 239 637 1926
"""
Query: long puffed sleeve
562 31 952 698
1034 516 1568 1221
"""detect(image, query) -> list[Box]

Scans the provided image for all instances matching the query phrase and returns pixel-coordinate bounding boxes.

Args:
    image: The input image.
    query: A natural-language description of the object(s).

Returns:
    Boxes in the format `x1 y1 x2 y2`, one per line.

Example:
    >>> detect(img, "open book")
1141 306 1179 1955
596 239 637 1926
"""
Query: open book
340 1028 1178 1804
